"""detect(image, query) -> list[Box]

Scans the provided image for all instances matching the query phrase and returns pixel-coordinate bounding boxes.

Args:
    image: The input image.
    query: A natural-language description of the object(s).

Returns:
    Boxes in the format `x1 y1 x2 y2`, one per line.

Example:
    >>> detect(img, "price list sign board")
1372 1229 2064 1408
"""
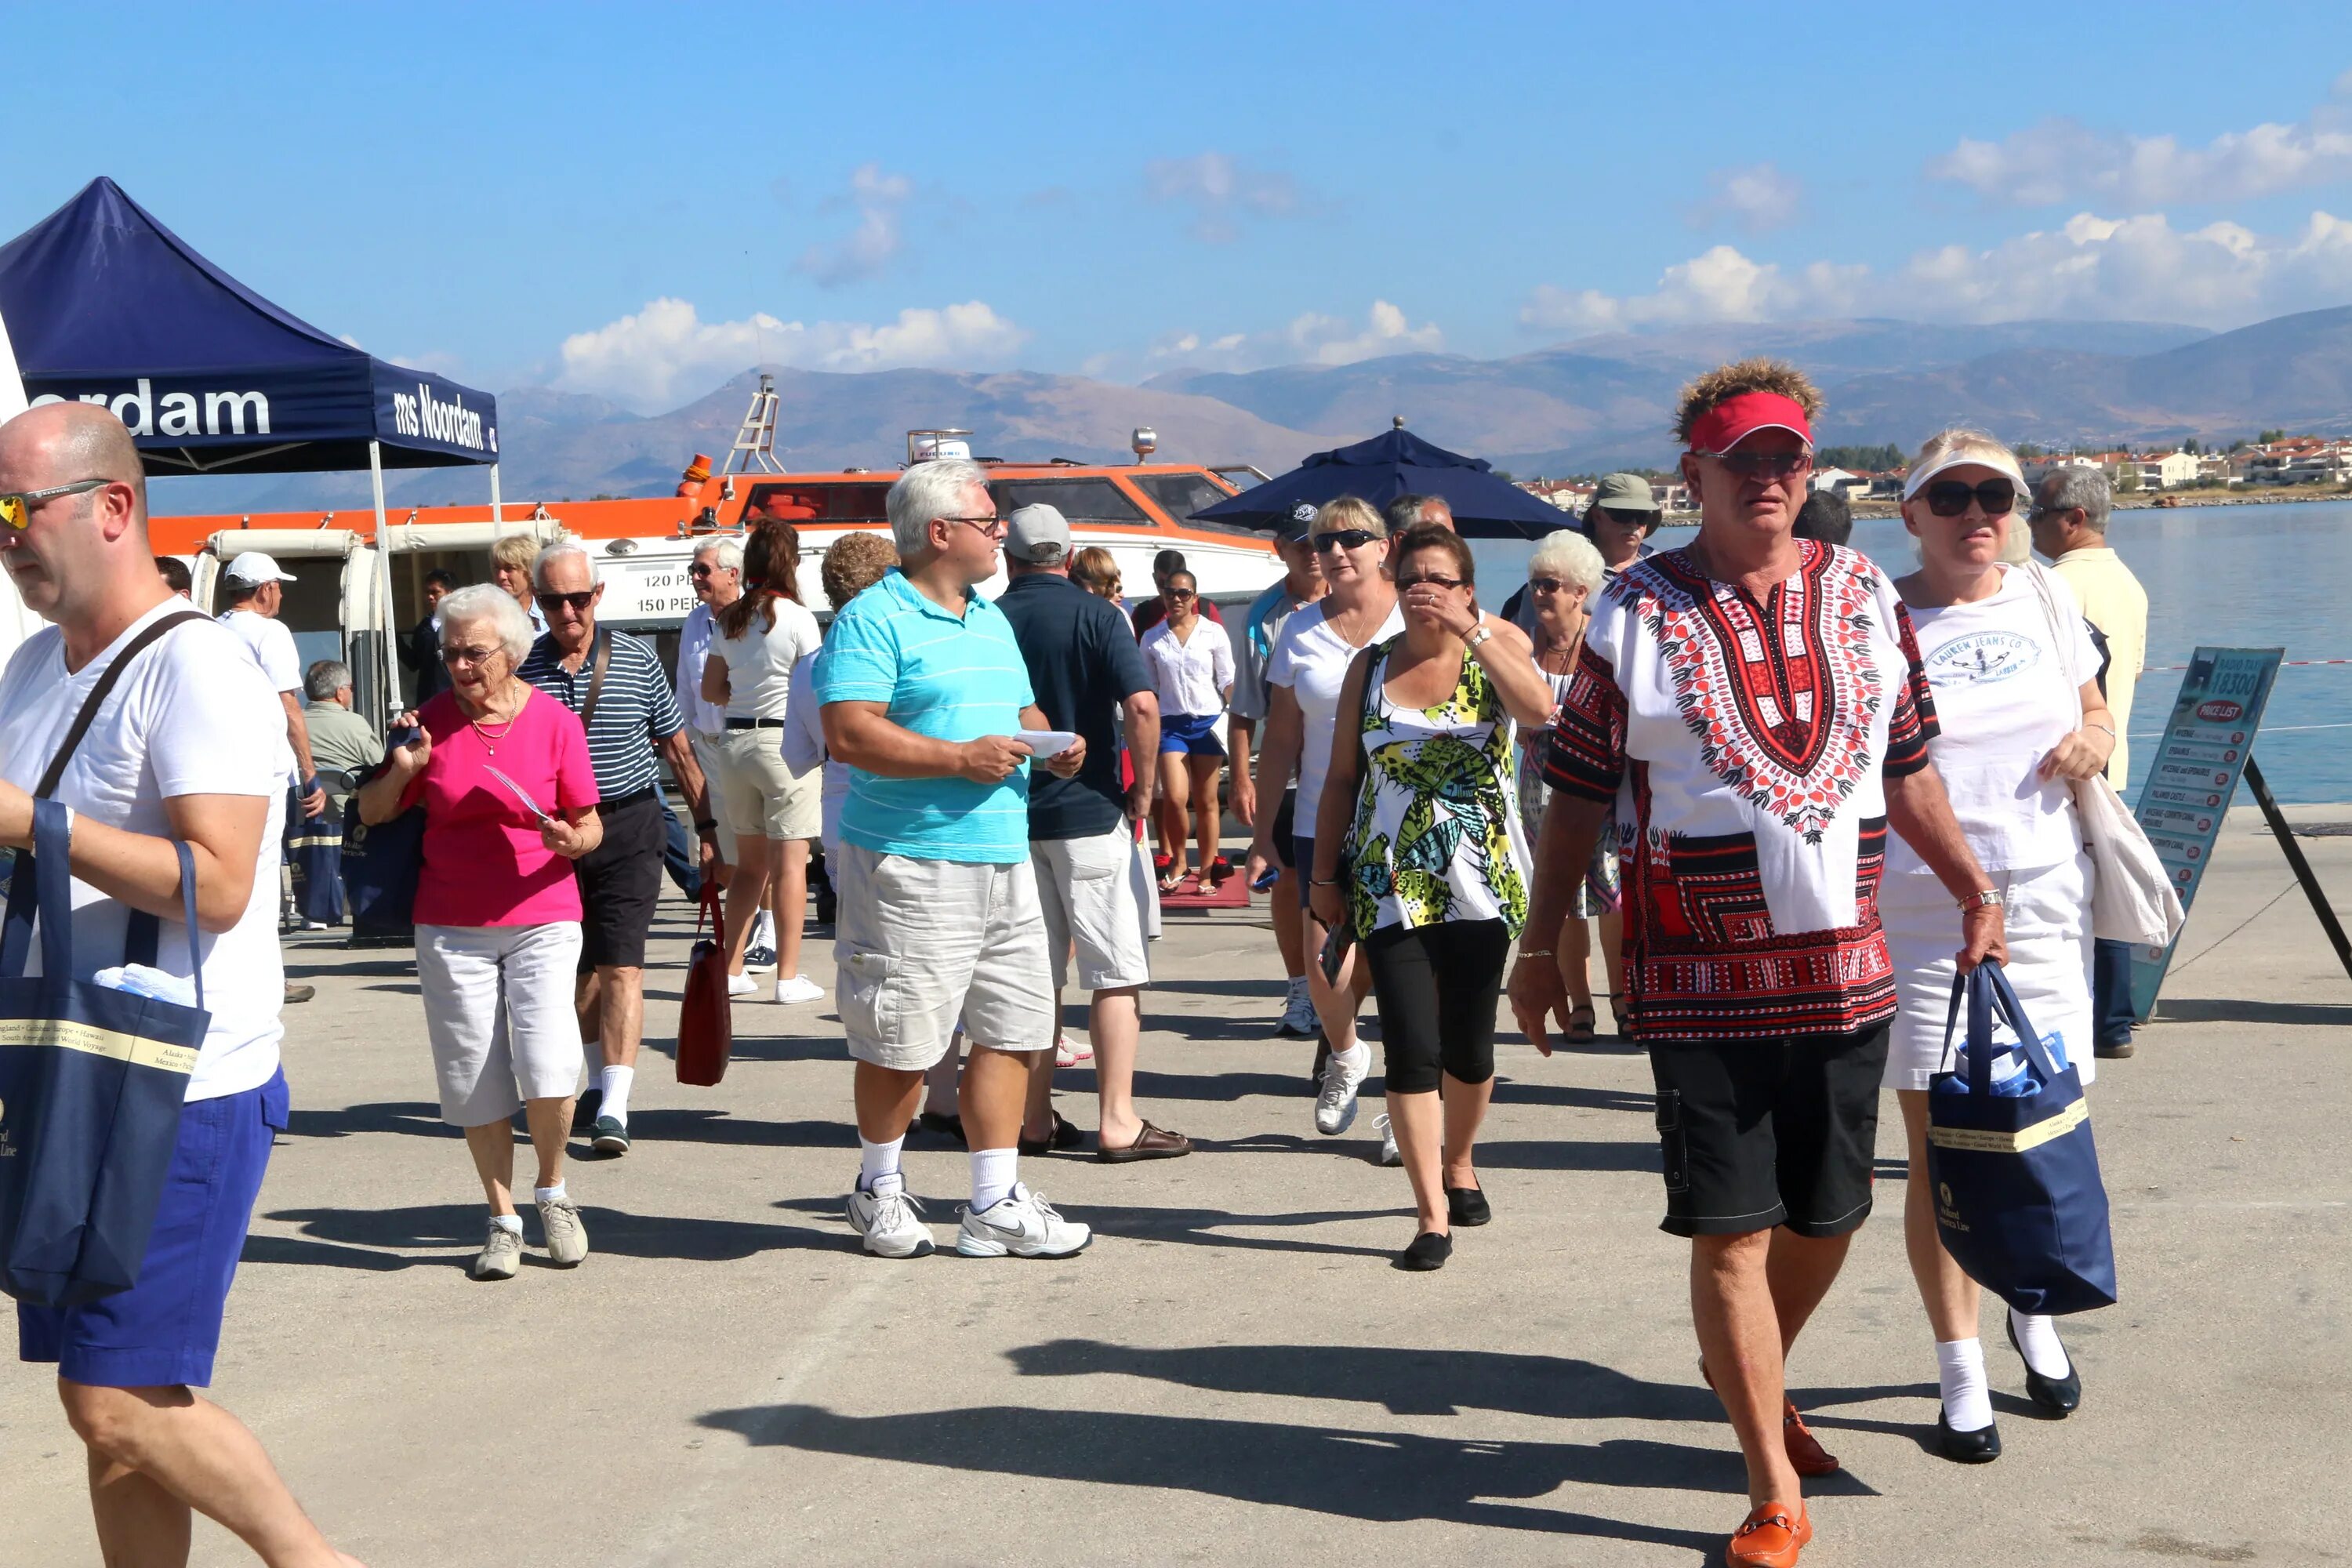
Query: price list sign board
2128 646 2284 1018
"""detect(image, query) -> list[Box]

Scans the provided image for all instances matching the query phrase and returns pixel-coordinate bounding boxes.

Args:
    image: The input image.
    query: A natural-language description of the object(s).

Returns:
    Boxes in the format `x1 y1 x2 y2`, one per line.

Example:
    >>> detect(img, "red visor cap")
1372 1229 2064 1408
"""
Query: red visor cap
1689 391 1813 454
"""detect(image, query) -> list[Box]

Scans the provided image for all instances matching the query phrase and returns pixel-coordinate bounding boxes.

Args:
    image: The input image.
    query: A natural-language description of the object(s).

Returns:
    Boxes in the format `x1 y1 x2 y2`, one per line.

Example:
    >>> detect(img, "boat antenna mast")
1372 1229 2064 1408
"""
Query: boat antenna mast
720 372 785 474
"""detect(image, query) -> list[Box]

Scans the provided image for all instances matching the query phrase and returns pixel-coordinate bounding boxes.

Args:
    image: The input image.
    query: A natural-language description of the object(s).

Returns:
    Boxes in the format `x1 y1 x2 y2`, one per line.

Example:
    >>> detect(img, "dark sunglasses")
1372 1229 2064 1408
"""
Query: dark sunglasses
1702 450 1813 480
688 562 727 578
535 590 597 612
1923 479 2017 518
1528 575 1578 594
0 477 109 531
1398 573 1466 590
1313 528 1378 552
1167 587 1197 600
440 644 503 666
1590 507 1653 528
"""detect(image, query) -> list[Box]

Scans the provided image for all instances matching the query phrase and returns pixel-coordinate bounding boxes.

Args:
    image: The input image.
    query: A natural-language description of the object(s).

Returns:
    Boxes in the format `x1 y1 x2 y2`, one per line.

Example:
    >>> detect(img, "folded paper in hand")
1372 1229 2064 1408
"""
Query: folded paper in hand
483 765 557 826
1016 729 1079 759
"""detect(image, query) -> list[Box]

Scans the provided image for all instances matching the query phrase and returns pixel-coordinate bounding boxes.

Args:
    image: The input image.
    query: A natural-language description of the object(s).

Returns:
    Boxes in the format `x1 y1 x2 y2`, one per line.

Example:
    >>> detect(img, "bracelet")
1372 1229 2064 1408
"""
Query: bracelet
1515 949 1554 960
694 818 718 834
1309 877 1341 887
2085 720 2116 739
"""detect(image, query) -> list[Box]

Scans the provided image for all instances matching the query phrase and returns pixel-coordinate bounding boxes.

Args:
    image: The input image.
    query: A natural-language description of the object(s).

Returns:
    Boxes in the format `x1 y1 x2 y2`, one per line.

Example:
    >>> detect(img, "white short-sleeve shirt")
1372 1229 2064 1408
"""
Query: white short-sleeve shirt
710 598 824 721
1886 563 2101 877
0 601 291 1100
1266 601 1405 840
1139 617 1235 720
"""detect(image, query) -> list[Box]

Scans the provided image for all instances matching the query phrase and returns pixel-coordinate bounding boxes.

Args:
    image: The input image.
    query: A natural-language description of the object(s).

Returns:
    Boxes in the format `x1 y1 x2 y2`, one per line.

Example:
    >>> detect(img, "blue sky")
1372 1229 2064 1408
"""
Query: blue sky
7 2 2351 412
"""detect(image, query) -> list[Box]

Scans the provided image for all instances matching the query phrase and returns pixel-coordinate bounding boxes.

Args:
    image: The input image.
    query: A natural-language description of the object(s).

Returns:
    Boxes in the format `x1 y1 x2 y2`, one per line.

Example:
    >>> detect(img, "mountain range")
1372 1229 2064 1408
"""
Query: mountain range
148 307 2352 517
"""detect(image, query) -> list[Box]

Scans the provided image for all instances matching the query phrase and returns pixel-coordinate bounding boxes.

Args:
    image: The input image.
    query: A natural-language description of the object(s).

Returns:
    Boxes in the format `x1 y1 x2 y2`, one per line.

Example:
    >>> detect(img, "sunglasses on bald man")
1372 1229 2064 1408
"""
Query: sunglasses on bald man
0 477 110 531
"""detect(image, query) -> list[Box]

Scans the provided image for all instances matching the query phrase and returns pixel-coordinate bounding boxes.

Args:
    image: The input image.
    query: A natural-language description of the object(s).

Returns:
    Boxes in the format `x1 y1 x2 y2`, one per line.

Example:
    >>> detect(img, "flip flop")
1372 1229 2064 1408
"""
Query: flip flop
1158 868 1191 895
1095 1120 1194 1163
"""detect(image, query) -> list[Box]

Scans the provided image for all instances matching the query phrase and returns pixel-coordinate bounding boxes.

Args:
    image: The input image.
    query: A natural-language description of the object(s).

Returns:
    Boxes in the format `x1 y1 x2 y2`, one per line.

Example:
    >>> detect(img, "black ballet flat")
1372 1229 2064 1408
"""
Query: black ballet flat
1445 1185 1491 1227
1936 1412 2002 1464
2008 1314 2082 1416
1396 1231 1452 1272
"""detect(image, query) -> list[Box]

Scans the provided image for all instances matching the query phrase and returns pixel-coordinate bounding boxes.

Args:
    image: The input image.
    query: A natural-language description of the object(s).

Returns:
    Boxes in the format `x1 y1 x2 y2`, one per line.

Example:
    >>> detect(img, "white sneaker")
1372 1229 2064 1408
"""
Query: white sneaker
1276 978 1319 1039
773 974 824 1005
846 1172 934 1258
1315 1046 1368 1136
957 1184 1091 1258
1054 1034 1094 1069
727 973 758 998
536 1194 590 1266
1375 1113 1402 1167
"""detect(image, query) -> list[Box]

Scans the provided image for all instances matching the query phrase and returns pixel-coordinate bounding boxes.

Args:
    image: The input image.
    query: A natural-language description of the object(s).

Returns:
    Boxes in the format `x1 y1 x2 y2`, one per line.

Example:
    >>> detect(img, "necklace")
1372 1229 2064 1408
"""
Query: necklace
465 688 522 754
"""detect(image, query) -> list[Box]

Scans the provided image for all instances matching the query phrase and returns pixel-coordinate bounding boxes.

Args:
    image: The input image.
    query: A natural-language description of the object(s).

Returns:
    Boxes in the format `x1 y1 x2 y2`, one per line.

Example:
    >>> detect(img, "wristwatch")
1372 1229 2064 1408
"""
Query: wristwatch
1958 887 2004 913
1465 625 1493 651
694 818 718 838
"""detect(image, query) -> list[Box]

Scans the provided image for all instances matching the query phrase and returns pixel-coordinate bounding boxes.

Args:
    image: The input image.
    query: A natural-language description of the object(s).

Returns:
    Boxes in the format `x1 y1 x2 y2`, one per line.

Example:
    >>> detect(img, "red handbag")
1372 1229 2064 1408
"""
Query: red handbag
675 883 732 1087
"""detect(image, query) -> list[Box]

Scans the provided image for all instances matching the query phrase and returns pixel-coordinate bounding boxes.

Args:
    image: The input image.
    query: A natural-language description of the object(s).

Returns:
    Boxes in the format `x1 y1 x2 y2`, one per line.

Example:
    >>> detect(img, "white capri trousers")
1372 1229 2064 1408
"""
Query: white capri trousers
1032 824 1152 993
833 843 1054 1071
417 921 588 1125
1880 848 2096 1091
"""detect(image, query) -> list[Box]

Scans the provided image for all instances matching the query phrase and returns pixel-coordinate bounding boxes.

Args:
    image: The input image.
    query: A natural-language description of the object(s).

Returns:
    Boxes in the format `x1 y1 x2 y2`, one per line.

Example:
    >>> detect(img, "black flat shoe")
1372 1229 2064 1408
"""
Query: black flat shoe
914 1110 967 1148
1017 1110 1085 1156
2008 1314 2082 1415
1445 1185 1491 1227
1936 1411 2002 1464
1397 1231 1452 1271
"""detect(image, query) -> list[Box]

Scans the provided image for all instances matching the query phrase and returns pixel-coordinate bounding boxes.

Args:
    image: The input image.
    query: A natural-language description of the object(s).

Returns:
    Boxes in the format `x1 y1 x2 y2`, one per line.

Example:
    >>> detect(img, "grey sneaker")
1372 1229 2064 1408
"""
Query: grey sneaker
470 1220 522 1281
537 1193 590 1266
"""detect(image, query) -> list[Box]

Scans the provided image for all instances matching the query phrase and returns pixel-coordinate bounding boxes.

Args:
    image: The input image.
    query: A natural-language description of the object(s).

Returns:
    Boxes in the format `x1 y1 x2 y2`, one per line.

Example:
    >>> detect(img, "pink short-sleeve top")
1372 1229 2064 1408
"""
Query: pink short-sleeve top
402 687 600 927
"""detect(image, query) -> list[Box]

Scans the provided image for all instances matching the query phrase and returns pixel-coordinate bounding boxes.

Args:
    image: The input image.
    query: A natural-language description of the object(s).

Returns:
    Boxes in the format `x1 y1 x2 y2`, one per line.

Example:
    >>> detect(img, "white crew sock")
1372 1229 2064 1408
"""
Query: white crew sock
2009 1308 2072 1379
751 909 775 948
532 1182 568 1206
490 1211 524 1235
858 1135 904 1193
1330 1041 1371 1078
1936 1338 1994 1432
970 1147 1018 1212
597 1065 635 1125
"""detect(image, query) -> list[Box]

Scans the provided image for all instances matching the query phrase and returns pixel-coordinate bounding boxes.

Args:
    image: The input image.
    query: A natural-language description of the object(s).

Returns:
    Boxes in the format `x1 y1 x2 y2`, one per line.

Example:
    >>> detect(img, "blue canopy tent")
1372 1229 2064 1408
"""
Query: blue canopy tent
0 176 499 481
1191 425 1569 540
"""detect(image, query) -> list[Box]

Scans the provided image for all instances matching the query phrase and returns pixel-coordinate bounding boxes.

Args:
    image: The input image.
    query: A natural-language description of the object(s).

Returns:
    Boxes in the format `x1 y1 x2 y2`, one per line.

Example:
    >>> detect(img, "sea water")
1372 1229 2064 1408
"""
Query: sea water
1470 498 2352 804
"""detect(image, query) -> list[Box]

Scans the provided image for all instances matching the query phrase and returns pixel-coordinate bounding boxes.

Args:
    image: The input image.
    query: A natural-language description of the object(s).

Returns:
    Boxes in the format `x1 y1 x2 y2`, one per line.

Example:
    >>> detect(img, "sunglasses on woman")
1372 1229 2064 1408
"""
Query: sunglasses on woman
1313 528 1378 552
1397 573 1466 590
1528 575 1577 594
1922 478 2017 518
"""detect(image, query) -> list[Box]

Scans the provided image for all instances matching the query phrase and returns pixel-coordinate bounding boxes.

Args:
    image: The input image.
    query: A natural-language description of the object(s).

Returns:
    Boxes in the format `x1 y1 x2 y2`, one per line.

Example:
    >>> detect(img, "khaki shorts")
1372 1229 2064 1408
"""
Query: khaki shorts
688 730 739 862
1032 826 1152 992
833 843 1054 1071
712 724 820 841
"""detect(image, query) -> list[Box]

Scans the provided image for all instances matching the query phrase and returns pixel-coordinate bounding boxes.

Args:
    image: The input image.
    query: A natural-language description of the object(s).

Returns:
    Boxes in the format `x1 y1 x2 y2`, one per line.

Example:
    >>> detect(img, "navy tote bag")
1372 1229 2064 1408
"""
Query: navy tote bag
286 783 347 927
0 800 211 1307
1926 959 2118 1316
338 775 423 946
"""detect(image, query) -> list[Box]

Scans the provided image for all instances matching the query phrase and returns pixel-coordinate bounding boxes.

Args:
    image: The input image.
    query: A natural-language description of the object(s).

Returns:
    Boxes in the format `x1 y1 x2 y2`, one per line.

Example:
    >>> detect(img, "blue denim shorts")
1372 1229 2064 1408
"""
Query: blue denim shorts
18 1069 288 1388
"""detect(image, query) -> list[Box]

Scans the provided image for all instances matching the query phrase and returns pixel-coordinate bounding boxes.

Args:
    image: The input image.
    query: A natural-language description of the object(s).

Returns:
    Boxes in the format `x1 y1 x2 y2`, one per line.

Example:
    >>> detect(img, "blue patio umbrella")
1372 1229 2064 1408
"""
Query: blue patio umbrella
1192 426 1570 540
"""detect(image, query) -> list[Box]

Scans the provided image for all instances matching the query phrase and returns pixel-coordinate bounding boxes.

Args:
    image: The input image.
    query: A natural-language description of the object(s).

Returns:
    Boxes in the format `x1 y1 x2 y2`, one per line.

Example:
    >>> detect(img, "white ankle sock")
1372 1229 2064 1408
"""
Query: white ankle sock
970 1147 1018 1211
597 1065 634 1123
532 1182 567 1206
490 1211 524 1234
858 1135 903 1192
2009 1308 2071 1379
1333 1042 1370 1075
1936 1338 1994 1432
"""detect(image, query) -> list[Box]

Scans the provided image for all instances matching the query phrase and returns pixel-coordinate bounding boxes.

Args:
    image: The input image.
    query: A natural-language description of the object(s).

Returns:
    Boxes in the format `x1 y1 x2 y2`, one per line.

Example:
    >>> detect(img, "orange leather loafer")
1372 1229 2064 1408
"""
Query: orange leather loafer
1725 1498 1812 1567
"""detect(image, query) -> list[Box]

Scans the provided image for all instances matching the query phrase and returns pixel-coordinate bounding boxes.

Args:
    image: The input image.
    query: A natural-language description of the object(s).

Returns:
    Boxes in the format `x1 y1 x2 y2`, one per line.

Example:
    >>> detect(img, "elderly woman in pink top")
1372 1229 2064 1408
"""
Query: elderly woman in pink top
358 583 602 1282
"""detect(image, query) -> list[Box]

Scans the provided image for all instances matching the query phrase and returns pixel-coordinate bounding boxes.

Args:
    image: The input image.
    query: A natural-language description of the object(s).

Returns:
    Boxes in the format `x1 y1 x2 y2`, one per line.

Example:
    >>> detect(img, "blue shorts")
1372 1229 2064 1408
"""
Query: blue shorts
1158 713 1226 757
19 1069 289 1389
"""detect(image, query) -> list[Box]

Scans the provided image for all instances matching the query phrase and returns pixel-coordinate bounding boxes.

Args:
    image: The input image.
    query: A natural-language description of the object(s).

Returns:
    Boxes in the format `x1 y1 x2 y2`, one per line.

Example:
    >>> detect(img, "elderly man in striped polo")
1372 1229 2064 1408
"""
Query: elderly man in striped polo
519 538 722 1157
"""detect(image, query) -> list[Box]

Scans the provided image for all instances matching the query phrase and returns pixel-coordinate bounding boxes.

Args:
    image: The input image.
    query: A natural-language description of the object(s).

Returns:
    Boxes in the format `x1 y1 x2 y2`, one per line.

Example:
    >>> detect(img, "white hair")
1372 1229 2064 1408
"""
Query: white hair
1528 529 1606 597
438 583 535 663
885 459 990 556
695 536 744 572
531 535 600 590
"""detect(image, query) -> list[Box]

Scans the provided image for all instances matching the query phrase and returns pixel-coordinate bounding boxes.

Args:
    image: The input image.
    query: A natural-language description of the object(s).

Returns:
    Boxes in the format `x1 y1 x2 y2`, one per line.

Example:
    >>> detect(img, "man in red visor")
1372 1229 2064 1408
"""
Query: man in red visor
1511 359 2002 1566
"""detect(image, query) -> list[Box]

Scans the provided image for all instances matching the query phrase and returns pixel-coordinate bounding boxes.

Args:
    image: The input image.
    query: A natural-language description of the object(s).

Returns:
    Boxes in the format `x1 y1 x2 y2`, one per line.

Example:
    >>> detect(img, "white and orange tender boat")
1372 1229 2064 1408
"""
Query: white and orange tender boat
148 380 1280 718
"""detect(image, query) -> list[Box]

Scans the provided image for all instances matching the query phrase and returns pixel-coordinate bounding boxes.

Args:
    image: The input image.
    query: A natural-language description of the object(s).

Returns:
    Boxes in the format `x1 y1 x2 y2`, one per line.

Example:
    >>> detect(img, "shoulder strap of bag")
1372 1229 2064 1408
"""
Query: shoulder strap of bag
35 609 211 800
578 629 612 735
2021 563 2085 726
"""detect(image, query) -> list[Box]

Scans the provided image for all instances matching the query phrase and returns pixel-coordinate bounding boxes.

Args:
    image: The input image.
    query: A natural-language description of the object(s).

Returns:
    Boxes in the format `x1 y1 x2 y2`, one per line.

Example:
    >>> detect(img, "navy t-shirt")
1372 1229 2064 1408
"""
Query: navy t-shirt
996 572 1153 841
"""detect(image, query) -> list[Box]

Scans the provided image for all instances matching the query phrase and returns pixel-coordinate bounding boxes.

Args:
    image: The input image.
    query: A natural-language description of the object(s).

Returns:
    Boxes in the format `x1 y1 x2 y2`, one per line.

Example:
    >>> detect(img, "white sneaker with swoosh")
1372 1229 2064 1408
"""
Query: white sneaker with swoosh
956 1185 1091 1258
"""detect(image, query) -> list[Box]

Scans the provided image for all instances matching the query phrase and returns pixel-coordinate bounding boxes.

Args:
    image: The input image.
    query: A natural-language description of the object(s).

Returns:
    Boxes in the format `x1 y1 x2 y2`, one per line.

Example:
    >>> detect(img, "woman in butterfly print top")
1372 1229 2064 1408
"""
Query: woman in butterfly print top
1312 524 1556 1270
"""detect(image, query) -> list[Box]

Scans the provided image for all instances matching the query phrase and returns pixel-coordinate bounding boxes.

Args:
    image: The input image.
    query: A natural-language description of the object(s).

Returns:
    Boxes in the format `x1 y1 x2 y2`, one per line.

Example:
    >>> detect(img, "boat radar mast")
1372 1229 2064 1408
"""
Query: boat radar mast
721 372 785 475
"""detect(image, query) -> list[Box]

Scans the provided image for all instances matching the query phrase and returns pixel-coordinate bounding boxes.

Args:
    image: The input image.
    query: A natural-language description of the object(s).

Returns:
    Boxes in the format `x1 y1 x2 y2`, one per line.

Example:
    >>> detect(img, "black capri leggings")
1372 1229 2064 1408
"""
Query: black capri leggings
1363 919 1512 1094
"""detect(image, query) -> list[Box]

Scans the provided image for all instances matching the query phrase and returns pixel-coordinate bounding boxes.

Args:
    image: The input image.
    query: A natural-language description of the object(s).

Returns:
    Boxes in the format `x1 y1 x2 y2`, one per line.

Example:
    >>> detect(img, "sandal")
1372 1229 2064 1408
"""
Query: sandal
1018 1110 1087 1156
1157 866 1191 895
1566 1003 1596 1046
1606 993 1630 1040
1205 857 1236 884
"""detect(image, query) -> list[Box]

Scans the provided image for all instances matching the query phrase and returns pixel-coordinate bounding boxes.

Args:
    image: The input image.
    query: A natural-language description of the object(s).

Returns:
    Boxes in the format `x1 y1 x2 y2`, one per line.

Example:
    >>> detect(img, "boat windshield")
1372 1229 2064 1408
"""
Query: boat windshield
1133 472 1232 524
987 477 1149 524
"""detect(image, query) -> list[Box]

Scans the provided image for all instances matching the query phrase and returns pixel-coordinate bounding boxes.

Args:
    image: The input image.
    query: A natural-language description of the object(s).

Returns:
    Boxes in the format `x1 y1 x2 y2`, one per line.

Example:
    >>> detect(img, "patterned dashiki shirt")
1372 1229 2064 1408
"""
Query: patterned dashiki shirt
1543 540 1938 1043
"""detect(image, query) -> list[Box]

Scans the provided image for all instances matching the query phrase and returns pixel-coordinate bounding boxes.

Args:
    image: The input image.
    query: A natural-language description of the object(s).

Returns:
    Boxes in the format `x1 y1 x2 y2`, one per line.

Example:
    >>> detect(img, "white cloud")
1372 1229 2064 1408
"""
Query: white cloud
1522 212 2352 335
794 162 913 286
1145 300 1441 373
1143 152 1303 242
1927 75 2352 206
554 297 1028 412
1689 162 1804 233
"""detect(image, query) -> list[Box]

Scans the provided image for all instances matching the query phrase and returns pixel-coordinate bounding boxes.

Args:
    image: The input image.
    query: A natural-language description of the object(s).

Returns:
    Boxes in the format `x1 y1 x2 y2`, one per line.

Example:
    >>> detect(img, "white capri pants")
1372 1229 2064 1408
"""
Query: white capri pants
417 921 589 1125
1880 848 2096 1091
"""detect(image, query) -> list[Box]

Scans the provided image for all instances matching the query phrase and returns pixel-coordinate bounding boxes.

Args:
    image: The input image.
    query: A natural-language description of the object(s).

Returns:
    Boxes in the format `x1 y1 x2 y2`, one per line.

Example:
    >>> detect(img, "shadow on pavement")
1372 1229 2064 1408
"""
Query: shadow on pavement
251 1203 848 1269
693 1402 1762 1552
285 1101 452 1141
2151 996 2352 1027
774 1194 1408 1259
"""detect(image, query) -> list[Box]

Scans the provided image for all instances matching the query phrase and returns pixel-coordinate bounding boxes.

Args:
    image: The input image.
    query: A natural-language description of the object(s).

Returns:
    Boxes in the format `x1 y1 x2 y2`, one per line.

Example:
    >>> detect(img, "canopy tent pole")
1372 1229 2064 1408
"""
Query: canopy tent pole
370 440 397 720
490 462 503 531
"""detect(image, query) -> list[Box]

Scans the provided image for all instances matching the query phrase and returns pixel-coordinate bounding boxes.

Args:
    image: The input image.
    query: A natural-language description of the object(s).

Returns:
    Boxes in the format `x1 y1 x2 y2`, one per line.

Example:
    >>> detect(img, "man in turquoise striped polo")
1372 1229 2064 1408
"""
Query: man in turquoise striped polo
815 458 1093 1262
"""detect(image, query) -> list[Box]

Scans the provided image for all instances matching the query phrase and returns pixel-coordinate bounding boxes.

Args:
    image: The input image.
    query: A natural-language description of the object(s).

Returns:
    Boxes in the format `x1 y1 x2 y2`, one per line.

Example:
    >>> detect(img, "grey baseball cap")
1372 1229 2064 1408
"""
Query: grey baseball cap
1276 500 1319 546
1004 503 1072 564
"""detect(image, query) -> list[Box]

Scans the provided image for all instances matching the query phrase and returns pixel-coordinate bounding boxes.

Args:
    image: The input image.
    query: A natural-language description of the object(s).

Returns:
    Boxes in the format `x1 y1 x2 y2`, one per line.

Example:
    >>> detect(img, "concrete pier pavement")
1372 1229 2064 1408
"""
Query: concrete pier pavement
4 805 2347 1566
